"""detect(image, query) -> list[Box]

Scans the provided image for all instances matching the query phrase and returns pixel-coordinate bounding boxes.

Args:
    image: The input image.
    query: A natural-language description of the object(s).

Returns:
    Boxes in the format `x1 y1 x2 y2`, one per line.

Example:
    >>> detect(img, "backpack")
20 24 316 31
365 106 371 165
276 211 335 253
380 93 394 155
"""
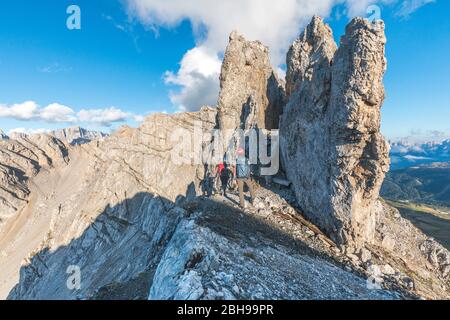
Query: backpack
220 166 230 180
236 156 250 179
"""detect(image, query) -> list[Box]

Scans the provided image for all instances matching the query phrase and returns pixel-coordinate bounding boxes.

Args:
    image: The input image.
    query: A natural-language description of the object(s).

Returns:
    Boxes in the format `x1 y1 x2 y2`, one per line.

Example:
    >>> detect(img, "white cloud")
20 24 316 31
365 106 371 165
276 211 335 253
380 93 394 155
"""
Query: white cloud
276 67 287 82
404 155 431 160
164 46 221 111
397 0 435 17
0 101 144 127
392 129 450 144
125 0 401 111
126 0 341 65
78 107 135 126
7 128 50 136
0 101 39 120
41 103 77 122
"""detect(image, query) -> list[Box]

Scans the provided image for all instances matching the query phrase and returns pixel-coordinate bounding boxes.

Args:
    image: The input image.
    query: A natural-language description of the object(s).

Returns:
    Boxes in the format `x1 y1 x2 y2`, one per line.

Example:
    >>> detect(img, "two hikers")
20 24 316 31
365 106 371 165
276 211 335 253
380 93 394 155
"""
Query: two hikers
202 161 232 198
201 146 256 209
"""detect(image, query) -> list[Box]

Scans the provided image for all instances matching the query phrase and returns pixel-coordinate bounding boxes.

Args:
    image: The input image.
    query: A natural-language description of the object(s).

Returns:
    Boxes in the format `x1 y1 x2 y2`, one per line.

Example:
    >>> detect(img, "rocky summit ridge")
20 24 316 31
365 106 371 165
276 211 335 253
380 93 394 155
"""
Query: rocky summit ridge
0 16 448 300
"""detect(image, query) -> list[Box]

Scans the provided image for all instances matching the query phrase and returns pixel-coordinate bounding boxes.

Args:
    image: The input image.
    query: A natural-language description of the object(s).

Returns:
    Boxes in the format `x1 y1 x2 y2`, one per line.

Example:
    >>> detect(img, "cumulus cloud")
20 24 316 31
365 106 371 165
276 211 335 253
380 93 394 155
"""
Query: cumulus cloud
0 101 143 127
397 0 435 17
0 101 40 121
164 46 221 111
40 103 77 122
126 0 341 66
78 107 142 126
7 128 50 136
125 0 393 111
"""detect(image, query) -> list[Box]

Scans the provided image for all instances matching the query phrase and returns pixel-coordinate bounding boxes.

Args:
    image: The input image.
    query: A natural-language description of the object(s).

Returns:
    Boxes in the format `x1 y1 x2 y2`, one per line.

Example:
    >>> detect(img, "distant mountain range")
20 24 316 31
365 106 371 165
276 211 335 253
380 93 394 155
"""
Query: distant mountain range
390 139 450 170
0 126 107 145
381 139 450 207
49 126 107 145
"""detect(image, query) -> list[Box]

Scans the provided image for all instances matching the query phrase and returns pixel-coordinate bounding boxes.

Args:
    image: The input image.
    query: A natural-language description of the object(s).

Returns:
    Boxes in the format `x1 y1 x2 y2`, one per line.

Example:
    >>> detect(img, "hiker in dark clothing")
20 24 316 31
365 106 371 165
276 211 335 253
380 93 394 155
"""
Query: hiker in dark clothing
201 165 215 197
219 162 232 197
236 147 256 208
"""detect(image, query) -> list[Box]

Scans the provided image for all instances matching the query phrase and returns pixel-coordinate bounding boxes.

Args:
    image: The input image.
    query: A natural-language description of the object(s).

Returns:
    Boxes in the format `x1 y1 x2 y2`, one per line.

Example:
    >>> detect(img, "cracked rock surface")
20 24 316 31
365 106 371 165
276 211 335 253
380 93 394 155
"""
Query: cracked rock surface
281 17 390 245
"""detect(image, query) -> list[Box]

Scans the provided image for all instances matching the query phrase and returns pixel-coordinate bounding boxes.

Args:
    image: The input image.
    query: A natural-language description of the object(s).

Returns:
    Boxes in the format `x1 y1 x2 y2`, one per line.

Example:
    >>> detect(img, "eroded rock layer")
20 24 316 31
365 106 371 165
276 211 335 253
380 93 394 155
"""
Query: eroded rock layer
0 134 69 223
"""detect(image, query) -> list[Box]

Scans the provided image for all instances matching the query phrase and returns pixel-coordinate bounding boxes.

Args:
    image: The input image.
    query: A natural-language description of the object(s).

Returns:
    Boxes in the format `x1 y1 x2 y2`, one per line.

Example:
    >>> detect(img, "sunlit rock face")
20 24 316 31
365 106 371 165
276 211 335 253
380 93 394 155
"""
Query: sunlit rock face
1 108 217 299
217 31 285 138
281 16 390 245
0 133 69 223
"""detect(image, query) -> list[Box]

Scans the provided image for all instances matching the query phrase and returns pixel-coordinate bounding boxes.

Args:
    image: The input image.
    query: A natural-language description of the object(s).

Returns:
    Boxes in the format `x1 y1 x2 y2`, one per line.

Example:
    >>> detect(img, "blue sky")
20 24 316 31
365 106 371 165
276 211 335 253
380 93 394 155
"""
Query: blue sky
0 0 448 141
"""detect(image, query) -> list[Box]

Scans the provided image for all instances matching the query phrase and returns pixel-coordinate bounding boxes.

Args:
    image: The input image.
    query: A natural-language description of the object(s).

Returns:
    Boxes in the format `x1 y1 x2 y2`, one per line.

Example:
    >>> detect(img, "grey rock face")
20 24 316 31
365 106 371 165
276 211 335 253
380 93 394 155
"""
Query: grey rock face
217 31 285 136
0 134 69 222
281 17 389 245
285 15 337 98
149 209 399 300
1 107 217 298
281 16 338 241
103 107 217 201
8 187 401 300
8 194 185 300
374 203 450 298
0 163 29 221
328 18 389 244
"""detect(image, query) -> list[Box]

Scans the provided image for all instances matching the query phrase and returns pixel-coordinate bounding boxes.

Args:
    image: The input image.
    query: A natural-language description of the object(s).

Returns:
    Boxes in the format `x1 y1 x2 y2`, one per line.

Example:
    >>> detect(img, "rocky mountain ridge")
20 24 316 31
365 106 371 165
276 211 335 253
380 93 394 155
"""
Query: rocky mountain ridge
1 127 107 146
0 16 448 300
0 133 69 224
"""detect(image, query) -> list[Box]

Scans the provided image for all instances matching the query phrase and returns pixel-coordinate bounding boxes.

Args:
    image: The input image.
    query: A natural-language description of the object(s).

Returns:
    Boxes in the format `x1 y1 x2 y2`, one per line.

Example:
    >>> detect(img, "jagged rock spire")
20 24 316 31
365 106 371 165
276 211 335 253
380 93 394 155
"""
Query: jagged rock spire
286 15 337 97
217 31 285 135
280 16 389 245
